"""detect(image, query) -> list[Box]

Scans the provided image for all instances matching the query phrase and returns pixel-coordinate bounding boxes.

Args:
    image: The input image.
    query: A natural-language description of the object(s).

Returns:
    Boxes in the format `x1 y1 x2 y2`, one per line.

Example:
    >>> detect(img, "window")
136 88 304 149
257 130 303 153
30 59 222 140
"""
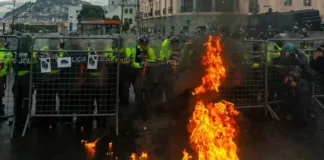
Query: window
129 18 133 24
105 10 107 14
69 16 73 18
125 8 128 13
129 8 133 13
304 0 311 6
284 0 292 6
124 18 128 23
76 10 79 13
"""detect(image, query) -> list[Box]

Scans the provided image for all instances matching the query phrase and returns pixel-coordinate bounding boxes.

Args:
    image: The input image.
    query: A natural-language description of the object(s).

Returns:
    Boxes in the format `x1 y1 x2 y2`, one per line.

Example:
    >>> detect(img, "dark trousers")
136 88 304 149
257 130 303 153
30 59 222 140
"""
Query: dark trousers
119 65 131 105
35 81 58 114
12 82 29 125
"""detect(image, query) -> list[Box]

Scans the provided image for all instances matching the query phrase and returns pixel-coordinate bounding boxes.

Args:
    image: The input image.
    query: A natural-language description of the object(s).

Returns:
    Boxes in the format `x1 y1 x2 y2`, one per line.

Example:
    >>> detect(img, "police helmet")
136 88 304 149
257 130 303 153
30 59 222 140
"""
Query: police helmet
169 36 180 45
138 35 149 45
283 43 296 52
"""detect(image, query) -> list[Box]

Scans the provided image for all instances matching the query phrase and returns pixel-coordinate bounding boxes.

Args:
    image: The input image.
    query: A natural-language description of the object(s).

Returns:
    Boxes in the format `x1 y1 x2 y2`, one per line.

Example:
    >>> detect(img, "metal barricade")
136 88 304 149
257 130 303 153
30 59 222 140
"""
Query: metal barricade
0 35 19 141
219 39 279 120
22 36 120 137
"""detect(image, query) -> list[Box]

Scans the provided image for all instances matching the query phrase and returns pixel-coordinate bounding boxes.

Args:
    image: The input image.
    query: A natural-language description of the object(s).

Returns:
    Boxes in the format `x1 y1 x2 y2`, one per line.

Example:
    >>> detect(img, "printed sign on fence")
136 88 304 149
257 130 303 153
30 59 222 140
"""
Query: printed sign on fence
87 55 98 69
57 57 72 68
40 58 51 73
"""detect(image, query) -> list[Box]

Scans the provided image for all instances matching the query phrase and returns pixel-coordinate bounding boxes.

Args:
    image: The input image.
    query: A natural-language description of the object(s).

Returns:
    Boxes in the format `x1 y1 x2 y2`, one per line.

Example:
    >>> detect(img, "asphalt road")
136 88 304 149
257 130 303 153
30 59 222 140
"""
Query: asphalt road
0 71 324 160
1 101 324 160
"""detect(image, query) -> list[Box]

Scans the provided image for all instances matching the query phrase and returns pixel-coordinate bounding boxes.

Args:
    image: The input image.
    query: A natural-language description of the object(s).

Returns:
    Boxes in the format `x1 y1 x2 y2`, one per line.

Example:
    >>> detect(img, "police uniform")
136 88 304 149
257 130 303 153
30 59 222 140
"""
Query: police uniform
0 41 12 116
115 38 133 106
131 35 156 120
158 36 183 112
13 34 32 126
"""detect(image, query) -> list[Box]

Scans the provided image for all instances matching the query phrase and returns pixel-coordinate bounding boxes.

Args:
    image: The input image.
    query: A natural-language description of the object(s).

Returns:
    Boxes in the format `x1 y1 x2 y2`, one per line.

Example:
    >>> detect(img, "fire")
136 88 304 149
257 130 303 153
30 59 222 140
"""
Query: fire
193 36 226 95
81 139 100 159
182 149 192 160
184 35 240 159
129 152 148 160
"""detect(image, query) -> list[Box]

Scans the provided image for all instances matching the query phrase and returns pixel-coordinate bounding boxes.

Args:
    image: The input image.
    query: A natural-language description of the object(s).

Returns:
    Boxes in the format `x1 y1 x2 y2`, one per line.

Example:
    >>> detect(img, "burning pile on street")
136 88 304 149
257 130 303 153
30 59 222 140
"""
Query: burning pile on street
182 35 240 159
80 35 240 160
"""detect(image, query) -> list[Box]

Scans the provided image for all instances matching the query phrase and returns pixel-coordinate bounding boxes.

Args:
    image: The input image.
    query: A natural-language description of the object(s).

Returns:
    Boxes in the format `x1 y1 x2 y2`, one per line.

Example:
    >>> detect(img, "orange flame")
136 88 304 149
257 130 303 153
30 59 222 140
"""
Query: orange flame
140 152 148 160
129 152 148 160
182 149 192 160
81 138 100 159
184 35 239 160
193 36 226 95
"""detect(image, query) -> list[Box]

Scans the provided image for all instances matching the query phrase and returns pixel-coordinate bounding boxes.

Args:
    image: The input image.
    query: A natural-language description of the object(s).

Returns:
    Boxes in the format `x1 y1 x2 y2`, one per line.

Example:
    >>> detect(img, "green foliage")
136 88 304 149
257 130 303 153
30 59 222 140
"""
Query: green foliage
77 4 105 23
122 20 130 32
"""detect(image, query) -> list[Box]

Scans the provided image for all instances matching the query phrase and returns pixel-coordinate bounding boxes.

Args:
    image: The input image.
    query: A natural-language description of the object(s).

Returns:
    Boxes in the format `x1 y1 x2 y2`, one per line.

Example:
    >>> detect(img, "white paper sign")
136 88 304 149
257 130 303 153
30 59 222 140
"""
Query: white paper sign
87 55 98 69
40 58 51 73
57 57 71 68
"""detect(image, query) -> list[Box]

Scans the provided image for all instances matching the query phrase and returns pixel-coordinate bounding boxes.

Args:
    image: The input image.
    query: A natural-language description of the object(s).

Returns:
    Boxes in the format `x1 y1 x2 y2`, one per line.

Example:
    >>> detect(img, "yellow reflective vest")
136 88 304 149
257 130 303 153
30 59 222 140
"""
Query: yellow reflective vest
159 39 170 60
131 45 156 69
0 48 12 77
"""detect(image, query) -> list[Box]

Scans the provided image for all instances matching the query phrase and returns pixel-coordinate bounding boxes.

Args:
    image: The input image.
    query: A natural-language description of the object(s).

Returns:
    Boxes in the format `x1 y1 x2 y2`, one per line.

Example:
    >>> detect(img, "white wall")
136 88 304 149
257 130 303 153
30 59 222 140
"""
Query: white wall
68 5 82 31
103 4 137 27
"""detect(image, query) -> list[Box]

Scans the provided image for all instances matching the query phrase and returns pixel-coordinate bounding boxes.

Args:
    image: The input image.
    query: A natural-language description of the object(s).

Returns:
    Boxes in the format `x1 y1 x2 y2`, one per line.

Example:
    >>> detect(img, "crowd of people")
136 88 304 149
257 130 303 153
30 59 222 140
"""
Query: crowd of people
0 31 323 132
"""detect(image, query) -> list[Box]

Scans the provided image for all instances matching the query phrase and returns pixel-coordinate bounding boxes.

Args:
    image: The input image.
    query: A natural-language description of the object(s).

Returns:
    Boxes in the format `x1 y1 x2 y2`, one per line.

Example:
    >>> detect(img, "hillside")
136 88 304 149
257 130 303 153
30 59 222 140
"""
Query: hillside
2 0 90 21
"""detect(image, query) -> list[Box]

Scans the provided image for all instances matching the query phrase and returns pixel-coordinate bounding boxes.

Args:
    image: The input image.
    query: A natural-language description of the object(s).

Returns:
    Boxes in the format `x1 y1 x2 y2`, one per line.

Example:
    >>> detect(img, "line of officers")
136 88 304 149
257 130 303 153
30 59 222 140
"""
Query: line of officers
1 33 195 128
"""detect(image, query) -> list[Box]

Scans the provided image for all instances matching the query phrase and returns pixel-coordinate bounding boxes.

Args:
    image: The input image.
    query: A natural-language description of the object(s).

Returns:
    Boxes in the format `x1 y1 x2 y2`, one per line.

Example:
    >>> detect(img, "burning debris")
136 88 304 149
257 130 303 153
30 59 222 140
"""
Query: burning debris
182 35 240 159
81 138 99 159
79 35 239 160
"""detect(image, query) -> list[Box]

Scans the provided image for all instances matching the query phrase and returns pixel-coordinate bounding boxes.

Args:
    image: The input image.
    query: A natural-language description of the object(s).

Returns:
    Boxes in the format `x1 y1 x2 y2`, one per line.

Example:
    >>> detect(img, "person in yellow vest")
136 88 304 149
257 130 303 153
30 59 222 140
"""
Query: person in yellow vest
32 39 61 124
114 38 133 106
0 38 12 117
131 35 156 120
157 36 183 113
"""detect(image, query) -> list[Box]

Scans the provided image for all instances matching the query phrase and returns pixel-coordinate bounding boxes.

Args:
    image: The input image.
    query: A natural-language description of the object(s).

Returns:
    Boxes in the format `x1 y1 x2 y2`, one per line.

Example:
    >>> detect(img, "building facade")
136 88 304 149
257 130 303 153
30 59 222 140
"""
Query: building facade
68 4 82 32
138 0 324 36
103 0 137 28
68 1 137 32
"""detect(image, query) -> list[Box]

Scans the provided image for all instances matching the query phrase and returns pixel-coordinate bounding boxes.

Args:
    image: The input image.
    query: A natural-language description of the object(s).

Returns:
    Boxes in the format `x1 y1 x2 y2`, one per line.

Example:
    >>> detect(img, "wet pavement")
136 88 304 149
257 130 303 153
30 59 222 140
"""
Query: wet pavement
1 96 324 160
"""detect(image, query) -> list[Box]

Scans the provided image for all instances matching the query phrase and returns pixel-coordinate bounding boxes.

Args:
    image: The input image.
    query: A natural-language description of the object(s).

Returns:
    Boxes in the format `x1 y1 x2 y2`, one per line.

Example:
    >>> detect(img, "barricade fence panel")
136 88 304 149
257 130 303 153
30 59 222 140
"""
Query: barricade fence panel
219 40 267 108
0 35 19 141
22 36 120 137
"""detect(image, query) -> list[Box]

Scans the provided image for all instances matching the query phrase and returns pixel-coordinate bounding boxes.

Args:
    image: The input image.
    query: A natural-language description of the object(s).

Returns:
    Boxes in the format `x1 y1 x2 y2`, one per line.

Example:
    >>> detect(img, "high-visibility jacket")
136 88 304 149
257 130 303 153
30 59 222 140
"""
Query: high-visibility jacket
159 39 170 60
0 48 12 77
119 47 132 64
131 45 156 68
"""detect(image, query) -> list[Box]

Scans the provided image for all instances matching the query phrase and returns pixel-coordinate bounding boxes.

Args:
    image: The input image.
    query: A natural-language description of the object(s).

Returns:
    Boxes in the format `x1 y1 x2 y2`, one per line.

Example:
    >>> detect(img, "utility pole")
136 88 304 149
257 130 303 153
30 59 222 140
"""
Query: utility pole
136 0 140 36
119 0 125 35
11 0 17 33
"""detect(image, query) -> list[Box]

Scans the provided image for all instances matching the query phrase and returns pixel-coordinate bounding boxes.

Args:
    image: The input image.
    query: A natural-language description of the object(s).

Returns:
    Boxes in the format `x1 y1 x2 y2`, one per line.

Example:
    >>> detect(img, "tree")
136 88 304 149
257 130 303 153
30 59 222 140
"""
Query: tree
122 21 130 33
77 4 105 23
111 15 120 20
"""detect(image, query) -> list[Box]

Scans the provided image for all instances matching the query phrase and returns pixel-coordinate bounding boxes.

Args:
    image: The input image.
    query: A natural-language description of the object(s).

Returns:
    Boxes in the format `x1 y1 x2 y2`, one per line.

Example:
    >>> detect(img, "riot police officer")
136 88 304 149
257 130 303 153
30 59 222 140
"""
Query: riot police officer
131 35 156 120
0 38 12 117
13 34 32 127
